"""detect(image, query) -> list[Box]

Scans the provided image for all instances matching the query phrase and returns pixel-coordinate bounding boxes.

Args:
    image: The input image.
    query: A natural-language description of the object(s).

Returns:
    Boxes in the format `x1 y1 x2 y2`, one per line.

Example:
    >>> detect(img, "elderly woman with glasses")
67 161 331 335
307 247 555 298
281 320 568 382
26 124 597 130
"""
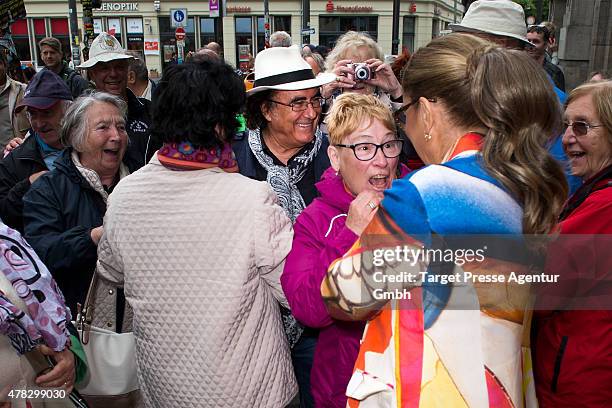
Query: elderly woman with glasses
281 93 408 408
533 80 612 407
22 92 135 328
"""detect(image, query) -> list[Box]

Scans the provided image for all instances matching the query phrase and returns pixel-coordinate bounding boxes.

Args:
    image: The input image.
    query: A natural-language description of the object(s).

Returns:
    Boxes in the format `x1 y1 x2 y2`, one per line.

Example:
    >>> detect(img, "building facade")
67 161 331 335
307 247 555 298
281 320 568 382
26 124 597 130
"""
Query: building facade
16 0 463 76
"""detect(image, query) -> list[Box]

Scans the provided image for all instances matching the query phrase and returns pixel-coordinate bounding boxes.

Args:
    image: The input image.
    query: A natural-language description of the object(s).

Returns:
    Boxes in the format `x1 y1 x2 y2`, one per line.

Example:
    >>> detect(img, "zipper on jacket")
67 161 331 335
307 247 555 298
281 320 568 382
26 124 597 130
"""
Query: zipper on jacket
551 335 568 393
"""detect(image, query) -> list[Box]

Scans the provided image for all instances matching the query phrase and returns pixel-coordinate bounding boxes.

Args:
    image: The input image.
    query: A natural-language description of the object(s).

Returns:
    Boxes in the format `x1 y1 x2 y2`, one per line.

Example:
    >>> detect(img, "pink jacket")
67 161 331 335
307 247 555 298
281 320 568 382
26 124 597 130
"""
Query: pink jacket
282 165 408 407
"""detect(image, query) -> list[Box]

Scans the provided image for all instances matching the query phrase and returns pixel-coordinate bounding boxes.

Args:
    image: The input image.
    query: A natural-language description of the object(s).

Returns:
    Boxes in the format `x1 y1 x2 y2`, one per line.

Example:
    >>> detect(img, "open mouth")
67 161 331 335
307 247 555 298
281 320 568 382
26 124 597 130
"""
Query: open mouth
296 122 313 130
369 175 389 189
567 151 586 159
103 148 120 158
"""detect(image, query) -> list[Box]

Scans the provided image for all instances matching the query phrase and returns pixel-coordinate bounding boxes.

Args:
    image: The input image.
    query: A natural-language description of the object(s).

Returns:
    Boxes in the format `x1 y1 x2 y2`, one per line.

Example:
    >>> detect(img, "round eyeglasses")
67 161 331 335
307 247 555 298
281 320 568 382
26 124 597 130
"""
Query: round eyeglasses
335 140 404 161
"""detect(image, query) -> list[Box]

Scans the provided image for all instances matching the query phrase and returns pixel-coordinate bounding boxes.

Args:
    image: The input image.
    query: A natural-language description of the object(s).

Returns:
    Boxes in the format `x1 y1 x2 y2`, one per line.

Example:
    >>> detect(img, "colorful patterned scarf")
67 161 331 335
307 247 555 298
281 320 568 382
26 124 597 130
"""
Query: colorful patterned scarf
0 223 72 354
157 142 239 172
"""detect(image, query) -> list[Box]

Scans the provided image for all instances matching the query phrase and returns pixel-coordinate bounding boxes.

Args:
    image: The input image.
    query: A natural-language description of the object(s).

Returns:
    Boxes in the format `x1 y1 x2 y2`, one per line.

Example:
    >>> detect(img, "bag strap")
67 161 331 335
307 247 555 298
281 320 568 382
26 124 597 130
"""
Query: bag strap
76 271 100 345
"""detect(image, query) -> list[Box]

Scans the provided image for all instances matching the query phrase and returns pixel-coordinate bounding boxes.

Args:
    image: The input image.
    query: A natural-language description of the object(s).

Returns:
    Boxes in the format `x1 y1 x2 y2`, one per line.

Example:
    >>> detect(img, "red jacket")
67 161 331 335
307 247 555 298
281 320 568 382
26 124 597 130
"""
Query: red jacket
533 166 612 407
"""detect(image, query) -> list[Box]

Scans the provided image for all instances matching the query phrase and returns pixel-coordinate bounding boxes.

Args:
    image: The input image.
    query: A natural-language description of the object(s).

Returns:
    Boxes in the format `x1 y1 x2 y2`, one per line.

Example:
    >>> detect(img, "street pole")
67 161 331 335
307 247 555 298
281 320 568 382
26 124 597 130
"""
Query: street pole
68 0 81 66
391 0 400 55
454 0 458 23
80 0 95 61
264 0 270 48
535 0 543 23
302 0 310 45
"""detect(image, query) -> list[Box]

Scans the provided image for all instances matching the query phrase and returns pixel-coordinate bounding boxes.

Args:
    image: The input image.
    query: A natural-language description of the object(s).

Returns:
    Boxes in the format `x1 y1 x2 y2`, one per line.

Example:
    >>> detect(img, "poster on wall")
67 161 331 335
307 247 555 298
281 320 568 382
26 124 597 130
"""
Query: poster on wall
144 36 160 55
209 0 219 17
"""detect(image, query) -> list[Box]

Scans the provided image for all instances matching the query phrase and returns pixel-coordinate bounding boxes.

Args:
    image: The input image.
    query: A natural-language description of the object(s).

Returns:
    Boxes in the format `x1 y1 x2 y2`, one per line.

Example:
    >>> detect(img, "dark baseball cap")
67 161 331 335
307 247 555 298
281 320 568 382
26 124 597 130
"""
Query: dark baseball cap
16 70 73 112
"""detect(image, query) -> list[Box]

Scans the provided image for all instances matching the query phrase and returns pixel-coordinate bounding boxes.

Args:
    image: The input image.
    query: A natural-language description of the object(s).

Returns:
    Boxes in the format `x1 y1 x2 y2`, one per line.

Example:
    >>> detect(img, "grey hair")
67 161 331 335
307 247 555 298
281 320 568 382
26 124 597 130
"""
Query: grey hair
269 31 292 47
324 31 383 72
301 49 326 74
60 92 127 151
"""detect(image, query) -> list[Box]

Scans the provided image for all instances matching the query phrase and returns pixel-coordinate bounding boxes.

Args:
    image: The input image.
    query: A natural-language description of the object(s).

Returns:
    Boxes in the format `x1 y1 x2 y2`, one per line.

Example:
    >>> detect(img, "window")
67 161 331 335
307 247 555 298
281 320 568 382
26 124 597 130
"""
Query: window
235 17 253 72
10 19 30 61
93 18 103 34
402 16 415 54
432 19 440 39
273 16 291 36
199 17 220 50
107 18 122 45
159 17 196 71
50 18 70 61
126 18 144 60
33 18 46 65
319 16 377 49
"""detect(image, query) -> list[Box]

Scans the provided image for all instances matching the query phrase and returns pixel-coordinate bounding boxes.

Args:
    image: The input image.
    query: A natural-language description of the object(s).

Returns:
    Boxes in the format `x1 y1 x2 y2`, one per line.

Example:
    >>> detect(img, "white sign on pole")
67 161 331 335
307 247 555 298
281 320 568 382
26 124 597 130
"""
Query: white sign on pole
170 8 188 28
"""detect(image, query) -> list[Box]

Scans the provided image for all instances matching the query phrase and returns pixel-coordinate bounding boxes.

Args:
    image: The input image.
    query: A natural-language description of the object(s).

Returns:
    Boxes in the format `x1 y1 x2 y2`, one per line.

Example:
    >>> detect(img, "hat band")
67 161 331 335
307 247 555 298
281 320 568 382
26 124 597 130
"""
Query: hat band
254 69 315 88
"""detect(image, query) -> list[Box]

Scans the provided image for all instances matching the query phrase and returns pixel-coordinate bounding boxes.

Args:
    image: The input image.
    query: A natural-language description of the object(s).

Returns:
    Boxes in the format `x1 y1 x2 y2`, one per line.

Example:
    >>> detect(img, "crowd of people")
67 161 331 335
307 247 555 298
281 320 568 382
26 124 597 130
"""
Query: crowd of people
0 0 610 407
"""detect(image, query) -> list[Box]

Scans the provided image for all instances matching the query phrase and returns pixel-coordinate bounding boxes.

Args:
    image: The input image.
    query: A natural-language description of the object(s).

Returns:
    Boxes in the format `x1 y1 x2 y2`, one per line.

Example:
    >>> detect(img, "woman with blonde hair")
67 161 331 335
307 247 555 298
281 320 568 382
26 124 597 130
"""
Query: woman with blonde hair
322 33 568 407
282 93 408 408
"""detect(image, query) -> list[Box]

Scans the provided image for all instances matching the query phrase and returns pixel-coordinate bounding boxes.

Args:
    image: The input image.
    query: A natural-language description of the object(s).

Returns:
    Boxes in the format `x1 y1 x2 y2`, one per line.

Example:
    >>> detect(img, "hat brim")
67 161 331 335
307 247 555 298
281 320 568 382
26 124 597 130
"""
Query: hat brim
77 53 134 69
449 23 532 46
247 73 336 96
15 97 63 113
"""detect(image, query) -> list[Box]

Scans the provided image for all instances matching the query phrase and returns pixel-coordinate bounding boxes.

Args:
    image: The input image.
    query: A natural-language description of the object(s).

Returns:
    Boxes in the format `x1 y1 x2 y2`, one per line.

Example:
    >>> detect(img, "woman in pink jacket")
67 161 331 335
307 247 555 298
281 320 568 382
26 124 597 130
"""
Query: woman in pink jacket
282 93 408 407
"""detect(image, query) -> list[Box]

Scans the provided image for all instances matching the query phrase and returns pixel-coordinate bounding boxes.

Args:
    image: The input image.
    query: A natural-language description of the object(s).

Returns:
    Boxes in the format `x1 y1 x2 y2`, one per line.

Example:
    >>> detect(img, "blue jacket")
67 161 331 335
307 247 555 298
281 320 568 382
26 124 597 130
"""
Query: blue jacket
23 148 106 315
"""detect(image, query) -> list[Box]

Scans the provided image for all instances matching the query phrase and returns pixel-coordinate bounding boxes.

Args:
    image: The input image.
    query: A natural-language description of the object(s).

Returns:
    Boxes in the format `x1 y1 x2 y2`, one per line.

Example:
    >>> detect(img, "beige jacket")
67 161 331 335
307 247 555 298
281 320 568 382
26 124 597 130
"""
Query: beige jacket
96 155 297 408
2 77 29 140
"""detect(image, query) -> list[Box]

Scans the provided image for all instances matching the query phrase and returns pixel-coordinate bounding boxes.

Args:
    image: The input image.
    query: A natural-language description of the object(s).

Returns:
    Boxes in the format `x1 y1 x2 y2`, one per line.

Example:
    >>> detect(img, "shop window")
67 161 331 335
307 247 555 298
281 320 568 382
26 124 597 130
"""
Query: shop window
199 17 221 50
33 18 46 65
318 16 377 50
432 18 440 39
256 17 265 53
235 17 253 72
107 18 122 45
93 18 103 34
158 17 195 72
50 18 70 61
402 16 415 54
10 19 30 62
126 18 144 60
273 16 291 35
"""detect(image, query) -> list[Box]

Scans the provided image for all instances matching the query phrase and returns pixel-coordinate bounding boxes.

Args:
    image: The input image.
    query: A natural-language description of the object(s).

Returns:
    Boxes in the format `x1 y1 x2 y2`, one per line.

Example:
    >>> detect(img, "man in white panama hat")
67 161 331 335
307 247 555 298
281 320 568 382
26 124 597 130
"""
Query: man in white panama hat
233 45 334 407
78 32 157 169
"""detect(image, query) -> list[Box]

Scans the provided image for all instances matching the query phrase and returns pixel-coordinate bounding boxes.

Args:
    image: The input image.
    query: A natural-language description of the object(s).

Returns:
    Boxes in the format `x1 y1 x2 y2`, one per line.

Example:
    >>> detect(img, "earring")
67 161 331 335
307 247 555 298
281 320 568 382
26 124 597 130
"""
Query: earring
424 133 432 141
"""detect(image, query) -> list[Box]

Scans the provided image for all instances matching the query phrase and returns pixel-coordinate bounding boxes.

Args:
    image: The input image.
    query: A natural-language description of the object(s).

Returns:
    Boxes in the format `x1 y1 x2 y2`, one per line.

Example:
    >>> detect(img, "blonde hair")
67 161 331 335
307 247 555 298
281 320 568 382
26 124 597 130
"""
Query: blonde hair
566 80 612 146
326 93 396 145
402 33 568 235
325 31 383 72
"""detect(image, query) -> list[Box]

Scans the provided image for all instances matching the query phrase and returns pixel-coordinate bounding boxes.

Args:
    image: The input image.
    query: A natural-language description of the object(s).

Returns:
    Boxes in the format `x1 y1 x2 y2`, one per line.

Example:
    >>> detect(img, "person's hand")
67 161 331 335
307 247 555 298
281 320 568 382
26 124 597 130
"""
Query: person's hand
90 226 104 245
345 190 384 236
320 59 357 98
3 137 23 157
28 170 48 184
35 345 76 392
363 58 403 99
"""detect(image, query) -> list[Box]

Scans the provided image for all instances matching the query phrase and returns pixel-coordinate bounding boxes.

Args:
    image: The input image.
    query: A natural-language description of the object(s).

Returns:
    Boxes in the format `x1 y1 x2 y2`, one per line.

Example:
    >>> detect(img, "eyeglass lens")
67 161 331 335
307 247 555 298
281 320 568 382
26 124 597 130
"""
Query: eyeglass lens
566 121 589 136
292 98 323 111
354 141 403 160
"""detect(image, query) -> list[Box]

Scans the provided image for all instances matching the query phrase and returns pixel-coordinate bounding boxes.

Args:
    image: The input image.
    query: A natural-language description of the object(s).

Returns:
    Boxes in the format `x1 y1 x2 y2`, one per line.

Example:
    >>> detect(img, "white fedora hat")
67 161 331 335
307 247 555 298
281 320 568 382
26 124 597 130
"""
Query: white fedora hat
449 0 531 46
77 32 135 69
247 45 335 96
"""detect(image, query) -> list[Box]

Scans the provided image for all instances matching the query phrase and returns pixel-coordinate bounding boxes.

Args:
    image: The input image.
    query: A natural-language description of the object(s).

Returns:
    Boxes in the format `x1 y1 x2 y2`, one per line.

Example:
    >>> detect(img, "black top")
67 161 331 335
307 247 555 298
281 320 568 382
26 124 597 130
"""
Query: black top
544 58 566 93
232 129 331 207
0 134 47 232
125 89 159 170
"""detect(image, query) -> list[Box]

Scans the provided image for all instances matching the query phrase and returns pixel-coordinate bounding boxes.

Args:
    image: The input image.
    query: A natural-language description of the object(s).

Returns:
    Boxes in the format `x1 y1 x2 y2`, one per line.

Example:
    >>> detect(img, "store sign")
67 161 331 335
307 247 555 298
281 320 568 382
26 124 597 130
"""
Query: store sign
95 2 139 12
144 36 159 55
209 0 219 18
227 6 251 13
334 5 373 12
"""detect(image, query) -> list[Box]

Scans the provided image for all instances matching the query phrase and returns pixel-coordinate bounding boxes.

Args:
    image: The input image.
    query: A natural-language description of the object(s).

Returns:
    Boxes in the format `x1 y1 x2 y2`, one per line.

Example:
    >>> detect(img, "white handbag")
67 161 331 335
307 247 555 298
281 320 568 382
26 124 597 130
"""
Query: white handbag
74 272 138 396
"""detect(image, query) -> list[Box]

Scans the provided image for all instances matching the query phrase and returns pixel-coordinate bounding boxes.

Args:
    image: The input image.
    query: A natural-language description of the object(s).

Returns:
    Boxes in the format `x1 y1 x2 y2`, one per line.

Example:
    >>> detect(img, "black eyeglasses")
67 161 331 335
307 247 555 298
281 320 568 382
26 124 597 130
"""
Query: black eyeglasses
394 97 437 126
268 96 326 112
564 120 602 137
335 140 404 161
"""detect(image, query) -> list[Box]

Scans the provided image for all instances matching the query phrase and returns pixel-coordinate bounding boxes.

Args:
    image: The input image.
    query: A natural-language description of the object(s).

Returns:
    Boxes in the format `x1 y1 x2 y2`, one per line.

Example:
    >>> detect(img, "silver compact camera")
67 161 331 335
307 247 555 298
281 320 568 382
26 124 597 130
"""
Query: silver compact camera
348 63 373 81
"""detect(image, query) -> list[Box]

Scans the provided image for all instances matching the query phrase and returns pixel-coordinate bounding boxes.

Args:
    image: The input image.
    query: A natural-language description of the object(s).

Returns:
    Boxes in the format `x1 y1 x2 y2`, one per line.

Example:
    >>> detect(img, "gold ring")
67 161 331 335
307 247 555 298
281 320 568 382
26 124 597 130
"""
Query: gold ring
368 201 377 210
